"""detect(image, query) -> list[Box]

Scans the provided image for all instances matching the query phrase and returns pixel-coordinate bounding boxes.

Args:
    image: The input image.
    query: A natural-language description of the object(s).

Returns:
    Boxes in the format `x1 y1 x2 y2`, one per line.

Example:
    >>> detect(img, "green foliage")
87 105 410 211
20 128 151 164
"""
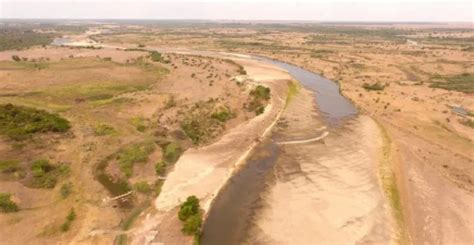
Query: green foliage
131 117 147 132
178 196 200 221
0 193 19 213
133 181 151 193
155 160 166 175
0 103 70 140
29 159 69 189
31 159 54 177
0 27 56 51
149 51 163 62
163 142 182 163
211 106 232 122
362 82 386 91
0 160 20 173
117 142 155 177
429 73 474 93
60 208 76 232
94 123 117 136
60 182 73 199
247 85 271 115
178 196 202 236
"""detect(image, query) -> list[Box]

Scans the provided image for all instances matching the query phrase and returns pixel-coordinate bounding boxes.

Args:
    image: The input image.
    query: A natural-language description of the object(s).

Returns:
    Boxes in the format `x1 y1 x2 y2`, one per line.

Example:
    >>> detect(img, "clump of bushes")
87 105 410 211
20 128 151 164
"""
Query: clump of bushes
429 73 473 93
0 160 20 173
211 106 233 122
246 85 271 115
94 123 117 136
60 182 73 199
149 51 163 62
178 196 202 236
163 142 182 163
30 159 69 189
60 208 76 232
117 142 155 177
133 181 151 193
131 117 147 132
0 193 19 213
155 160 166 175
0 103 70 140
362 82 386 91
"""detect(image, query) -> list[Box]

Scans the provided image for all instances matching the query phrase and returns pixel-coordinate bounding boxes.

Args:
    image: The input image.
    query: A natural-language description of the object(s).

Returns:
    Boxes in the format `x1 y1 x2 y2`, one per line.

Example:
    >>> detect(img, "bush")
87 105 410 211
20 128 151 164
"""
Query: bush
133 181 151 193
0 103 70 140
0 160 20 173
149 51 163 62
60 208 76 232
246 85 271 115
60 182 73 198
94 123 117 136
362 82 386 91
178 196 200 221
163 142 182 163
211 107 232 122
117 142 155 177
155 160 166 175
182 213 202 235
11 55 21 62
0 193 19 213
31 159 54 177
29 159 69 189
250 85 271 100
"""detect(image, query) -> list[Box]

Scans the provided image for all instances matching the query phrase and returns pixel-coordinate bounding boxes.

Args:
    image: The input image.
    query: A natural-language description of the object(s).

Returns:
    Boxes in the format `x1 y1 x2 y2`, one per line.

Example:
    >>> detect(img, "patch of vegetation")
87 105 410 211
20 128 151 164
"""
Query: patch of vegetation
178 196 202 238
0 27 56 51
94 123 117 136
163 142 182 163
429 73 474 93
246 85 271 115
131 117 147 132
29 159 69 189
60 182 73 199
60 208 76 232
0 160 20 173
362 82 386 91
149 51 163 62
0 103 70 140
165 95 177 109
116 142 155 177
460 119 474 129
211 106 233 122
155 160 166 175
133 181 151 193
0 192 19 213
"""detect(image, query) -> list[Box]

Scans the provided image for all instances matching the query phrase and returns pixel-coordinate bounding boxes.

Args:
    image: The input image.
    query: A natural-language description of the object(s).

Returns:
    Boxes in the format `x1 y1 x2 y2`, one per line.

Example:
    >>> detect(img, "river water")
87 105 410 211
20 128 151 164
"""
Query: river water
201 58 358 244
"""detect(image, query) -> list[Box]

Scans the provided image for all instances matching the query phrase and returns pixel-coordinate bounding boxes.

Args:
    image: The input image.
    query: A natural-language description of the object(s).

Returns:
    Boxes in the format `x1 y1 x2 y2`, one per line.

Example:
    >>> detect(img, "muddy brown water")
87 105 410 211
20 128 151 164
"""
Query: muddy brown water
201 58 358 244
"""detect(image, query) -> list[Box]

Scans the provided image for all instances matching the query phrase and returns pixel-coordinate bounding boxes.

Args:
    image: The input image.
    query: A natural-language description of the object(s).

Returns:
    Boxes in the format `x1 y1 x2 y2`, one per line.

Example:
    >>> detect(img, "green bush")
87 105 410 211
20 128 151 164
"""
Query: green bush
178 196 200 221
0 193 19 213
163 142 182 163
94 123 117 136
133 181 151 193
60 208 76 232
11 55 21 62
211 107 232 122
60 182 73 198
182 213 202 235
250 85 271 100
246 86 271 116
117 142 155 177
0 160 20 173
29 159 69 189
155 160 166 175
149 51 163 62
31 159 54 177
0 103 70 140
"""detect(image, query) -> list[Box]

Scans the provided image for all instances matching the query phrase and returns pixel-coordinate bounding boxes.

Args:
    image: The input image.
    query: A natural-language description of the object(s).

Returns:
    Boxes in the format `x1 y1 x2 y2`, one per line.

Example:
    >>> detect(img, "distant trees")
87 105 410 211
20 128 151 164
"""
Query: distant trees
11 55 20 62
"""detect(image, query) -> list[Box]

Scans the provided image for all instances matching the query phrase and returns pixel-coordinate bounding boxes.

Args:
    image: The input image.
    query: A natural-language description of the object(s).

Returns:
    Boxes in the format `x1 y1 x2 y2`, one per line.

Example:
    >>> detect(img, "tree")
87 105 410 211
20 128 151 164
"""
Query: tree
11 55 21 62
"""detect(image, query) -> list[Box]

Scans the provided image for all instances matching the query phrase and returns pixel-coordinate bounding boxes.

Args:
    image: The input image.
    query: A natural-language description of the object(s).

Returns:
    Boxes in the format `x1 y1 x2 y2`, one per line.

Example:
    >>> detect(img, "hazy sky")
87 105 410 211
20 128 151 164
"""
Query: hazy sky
0 0 473 22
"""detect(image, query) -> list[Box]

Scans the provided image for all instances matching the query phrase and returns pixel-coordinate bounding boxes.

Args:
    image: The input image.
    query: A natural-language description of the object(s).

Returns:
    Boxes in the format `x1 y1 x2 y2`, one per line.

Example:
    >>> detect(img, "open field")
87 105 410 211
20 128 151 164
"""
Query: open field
0 20 473 244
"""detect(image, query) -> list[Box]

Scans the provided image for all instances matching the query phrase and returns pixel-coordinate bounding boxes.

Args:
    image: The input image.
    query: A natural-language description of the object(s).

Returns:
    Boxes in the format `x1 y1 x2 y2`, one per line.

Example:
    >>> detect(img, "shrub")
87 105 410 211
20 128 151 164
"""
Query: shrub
31 159 54 177
94 123 117 136
131 117 147 132
163 142 182 163
149 51 163 62
11 55 21 62
211 107 232 122
250 85 271 100
133 181 151 193
155 160 166 175
178 196 202 236
0 103 70 140
0 193 19 213
60 208 76 232
362 82 386 91
60 182 73 198
182 213 202 235
29 159 69 189
246 85 271 115
0 160 20 173
117 142 155 177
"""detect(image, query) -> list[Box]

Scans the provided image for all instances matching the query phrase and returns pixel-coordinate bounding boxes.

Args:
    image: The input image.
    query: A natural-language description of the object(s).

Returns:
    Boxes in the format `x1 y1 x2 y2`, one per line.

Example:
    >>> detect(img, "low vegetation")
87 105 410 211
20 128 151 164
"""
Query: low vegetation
94 123 117 136
178 196 202 237
0 192 19 213
60 182 73 199
163 142 182 163
60 208 76 232
246 85 271 115
116 142 155 177
29 159 70 189
0 160 21 173
133 181 151 193
149 51 163 62
362 82 386 91
155 160 166 175
0 27 56 51
0 103 70 140
429 73 474 93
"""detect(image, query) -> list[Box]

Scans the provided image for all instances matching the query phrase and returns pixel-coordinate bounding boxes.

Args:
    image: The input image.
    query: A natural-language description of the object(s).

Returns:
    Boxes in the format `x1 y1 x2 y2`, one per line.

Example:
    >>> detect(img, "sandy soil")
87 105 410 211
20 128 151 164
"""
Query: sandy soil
130 56 291 244
244 88 395 244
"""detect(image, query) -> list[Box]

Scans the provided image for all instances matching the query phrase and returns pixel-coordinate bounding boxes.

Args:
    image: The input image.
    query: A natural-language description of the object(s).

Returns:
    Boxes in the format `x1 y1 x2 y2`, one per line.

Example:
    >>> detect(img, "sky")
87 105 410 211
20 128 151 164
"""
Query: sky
0 0 472 22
